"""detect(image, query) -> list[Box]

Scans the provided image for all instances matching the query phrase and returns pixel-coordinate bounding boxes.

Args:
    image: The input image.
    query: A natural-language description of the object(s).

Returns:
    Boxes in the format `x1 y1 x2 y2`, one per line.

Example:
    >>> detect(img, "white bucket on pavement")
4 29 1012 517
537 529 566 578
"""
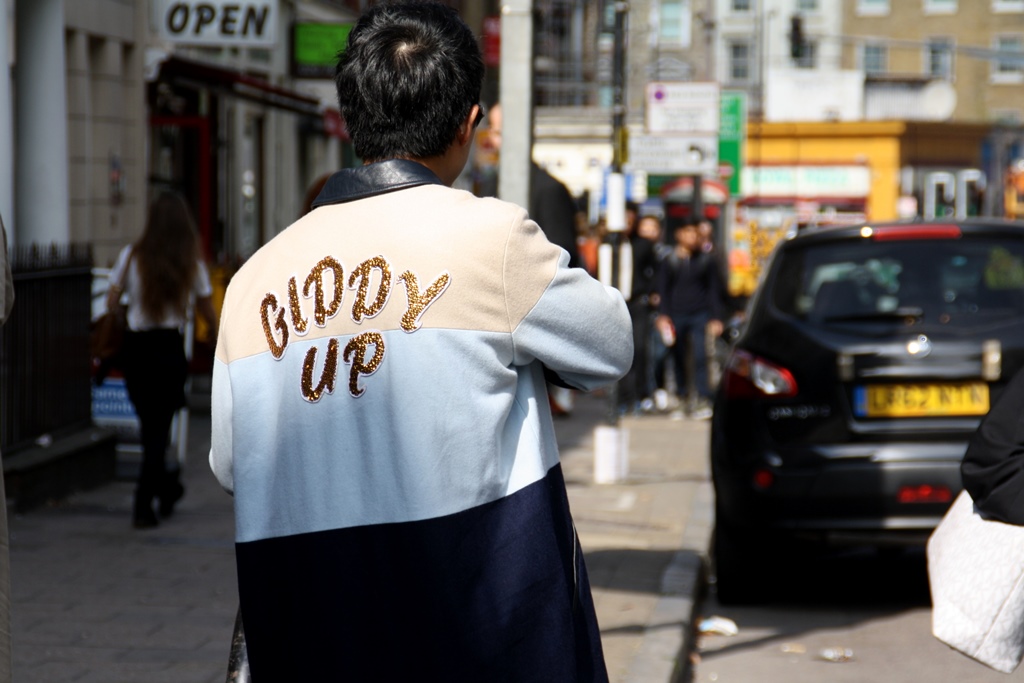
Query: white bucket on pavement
594 425 629 484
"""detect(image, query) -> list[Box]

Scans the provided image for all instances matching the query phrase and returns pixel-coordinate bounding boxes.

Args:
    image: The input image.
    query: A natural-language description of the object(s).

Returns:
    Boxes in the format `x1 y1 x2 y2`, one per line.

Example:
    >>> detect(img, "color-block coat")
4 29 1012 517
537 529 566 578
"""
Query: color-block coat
210 160 632 681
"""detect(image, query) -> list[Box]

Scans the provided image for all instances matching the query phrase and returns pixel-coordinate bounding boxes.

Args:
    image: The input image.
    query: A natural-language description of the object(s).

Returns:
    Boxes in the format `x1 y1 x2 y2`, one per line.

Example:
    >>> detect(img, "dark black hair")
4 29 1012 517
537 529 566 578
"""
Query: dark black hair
335 1 484 162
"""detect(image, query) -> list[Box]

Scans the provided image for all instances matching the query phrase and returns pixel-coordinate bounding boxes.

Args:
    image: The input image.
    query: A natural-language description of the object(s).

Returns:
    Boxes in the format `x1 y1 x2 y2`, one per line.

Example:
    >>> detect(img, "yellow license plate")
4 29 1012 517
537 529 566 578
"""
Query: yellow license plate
855 383 990 418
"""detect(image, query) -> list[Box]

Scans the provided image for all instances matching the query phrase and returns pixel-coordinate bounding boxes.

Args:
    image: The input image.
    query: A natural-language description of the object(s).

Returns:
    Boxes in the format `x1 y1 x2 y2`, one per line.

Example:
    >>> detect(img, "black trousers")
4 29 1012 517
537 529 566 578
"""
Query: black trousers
619 299 654 408
122 329 187 503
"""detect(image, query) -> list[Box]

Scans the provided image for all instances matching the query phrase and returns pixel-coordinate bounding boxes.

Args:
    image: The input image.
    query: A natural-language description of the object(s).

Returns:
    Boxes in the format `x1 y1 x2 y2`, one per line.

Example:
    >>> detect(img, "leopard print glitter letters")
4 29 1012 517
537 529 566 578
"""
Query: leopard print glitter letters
259 255 450 400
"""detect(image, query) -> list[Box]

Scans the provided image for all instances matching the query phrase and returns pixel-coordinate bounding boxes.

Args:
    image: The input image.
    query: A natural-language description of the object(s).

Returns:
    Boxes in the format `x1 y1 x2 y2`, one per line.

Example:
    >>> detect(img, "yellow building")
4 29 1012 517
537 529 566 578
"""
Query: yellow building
728 120 991 297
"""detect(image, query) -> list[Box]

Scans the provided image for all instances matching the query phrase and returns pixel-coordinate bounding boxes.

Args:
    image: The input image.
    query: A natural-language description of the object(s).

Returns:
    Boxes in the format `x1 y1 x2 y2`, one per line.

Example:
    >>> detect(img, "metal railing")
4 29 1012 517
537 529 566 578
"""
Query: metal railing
1 244 93 453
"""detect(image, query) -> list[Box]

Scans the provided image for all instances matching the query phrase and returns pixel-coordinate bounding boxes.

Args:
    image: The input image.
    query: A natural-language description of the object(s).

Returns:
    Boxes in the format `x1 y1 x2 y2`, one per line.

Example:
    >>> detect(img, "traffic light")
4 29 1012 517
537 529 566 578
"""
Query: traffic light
789 15 805 60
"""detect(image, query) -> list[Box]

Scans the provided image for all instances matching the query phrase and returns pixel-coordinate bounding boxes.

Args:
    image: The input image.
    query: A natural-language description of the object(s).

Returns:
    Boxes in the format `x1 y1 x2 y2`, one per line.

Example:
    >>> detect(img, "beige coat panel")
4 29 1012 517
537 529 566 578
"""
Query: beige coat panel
217 185 562 365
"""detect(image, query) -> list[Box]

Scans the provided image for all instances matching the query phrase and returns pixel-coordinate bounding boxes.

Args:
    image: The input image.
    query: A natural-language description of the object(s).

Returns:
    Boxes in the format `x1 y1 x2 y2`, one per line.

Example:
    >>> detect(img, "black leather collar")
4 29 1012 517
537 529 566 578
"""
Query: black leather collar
311 159 444 209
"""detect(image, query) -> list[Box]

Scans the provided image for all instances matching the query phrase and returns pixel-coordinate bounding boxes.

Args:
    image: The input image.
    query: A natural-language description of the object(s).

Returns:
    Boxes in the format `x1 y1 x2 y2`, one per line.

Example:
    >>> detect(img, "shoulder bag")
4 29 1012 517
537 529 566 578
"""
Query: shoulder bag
90 250 132 369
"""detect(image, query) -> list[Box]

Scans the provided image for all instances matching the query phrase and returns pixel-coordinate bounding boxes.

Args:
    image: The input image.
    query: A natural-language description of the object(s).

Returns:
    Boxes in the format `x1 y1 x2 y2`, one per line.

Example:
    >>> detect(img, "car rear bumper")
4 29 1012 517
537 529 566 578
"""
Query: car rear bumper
712 441 967 543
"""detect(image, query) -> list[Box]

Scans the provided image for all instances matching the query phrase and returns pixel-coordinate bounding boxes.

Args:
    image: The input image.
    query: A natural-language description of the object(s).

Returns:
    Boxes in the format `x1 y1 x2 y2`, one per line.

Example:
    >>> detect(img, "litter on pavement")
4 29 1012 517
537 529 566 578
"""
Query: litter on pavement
818 647 855 662
698 616 739 637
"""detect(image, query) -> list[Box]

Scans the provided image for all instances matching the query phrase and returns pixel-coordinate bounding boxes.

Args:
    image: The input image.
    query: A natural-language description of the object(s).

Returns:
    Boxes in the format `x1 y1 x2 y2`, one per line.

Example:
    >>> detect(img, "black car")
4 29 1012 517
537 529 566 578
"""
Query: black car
711 219 1024 603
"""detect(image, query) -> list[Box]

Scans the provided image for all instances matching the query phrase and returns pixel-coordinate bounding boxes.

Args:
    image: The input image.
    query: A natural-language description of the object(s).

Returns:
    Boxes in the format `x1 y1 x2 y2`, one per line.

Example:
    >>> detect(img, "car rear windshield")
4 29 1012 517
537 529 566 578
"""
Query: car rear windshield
772 236 1024 329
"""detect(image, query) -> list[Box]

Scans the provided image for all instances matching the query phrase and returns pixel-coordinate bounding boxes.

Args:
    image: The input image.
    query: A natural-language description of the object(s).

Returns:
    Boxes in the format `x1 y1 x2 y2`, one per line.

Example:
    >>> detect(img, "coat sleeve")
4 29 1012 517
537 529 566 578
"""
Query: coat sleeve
0 215 13 325
209 299 234 494
961 367 1024 525
503 211 632 391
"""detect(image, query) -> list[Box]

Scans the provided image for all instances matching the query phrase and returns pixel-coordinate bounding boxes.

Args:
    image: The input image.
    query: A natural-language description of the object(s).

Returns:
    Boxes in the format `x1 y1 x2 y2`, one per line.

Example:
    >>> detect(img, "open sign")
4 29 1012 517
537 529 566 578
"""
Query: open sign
154 0 279 47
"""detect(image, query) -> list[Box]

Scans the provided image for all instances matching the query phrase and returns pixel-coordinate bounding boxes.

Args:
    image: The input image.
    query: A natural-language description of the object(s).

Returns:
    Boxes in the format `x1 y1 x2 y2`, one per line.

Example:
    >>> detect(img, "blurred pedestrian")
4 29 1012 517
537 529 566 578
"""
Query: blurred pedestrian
577 213 601 277
482 102 582 269
106 192 217 529
300 172 332 217
698 218 715 254
0 213 14 682
208 3 631 681
636 214 672 408
483 102 584 415
619 207 662 414
961 367 1024 524
656 221 726 419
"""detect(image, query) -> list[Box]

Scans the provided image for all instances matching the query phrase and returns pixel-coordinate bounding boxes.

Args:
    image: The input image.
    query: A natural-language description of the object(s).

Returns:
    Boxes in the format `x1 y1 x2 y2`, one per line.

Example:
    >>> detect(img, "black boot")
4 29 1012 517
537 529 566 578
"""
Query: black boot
133 493 159 529
158 473 185 518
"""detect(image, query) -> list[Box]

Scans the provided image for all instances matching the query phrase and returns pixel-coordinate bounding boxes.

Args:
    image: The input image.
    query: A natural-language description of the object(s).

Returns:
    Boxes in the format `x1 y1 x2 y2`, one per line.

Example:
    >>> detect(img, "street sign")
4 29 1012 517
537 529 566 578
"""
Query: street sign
626 134 719 175
646 82 720 134
719 91 746 195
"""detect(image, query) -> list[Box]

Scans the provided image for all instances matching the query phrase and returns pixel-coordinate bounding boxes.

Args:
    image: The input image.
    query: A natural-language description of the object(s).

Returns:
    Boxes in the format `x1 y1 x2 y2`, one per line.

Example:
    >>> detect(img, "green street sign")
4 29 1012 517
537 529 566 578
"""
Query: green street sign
719 92 746 196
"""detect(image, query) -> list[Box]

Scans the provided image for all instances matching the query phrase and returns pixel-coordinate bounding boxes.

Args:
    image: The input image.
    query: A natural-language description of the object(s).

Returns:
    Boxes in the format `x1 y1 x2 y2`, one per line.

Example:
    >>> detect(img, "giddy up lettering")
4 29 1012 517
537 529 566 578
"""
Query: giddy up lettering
260 254 450 401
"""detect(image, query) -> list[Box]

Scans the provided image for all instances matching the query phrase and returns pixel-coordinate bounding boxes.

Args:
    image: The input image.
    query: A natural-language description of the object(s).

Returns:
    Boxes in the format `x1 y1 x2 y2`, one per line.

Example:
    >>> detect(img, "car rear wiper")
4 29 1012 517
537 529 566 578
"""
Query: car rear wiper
820 307 924 323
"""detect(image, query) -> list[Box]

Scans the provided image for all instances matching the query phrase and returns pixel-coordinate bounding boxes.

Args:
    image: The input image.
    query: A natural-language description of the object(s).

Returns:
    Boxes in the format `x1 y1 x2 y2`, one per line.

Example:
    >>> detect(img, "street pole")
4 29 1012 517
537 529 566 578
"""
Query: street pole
605 0 628 427
498 0 533 211
595 1 630 484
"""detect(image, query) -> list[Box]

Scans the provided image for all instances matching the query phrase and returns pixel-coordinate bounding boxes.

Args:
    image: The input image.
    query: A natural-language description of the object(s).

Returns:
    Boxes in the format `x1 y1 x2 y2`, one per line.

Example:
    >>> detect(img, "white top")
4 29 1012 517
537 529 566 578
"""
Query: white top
109 244 213 332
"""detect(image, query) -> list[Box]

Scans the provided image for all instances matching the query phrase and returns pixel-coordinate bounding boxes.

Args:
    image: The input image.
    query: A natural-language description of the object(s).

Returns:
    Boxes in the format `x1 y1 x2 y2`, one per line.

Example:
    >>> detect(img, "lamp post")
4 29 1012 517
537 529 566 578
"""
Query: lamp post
605 0 628 427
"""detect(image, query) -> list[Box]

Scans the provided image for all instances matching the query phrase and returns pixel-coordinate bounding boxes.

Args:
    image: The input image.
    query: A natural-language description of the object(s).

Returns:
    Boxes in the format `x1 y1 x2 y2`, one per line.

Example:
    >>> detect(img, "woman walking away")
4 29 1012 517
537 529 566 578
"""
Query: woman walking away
105 192 217 529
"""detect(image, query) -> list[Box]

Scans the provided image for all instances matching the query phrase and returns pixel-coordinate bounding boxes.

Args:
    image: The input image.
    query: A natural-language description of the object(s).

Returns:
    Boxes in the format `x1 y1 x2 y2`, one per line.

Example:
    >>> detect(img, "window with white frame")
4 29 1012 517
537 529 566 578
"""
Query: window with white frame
924 0 957 14
863 44 887 74
797 0 819 10
926 37 954 79
729 40 752 82
660 0 686 44
993 34 1024 82
601 0 616 31
857 0 890 15
731 0 752 12
994 0 1024 13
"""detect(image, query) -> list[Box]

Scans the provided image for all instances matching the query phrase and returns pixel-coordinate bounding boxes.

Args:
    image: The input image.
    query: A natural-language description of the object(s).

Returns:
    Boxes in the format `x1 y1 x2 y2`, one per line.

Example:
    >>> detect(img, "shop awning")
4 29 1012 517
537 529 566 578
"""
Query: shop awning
154 54 323 117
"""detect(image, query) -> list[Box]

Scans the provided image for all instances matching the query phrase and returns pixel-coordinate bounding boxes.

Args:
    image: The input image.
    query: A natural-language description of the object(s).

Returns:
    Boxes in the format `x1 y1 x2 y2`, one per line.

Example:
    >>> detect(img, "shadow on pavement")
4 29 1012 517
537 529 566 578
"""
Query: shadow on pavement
697 545 931 661
585 547 699 595
727 544 931 607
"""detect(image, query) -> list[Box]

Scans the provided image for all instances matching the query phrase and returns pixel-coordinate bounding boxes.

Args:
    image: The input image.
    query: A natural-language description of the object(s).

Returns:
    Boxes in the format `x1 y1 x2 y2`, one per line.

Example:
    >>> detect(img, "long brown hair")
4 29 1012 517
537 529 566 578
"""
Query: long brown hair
134 191 200 322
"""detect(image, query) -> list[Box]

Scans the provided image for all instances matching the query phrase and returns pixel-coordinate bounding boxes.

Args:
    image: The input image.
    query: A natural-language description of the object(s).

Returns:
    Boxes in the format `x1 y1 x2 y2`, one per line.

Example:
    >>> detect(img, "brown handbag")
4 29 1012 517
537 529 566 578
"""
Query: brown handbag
90 251 132 365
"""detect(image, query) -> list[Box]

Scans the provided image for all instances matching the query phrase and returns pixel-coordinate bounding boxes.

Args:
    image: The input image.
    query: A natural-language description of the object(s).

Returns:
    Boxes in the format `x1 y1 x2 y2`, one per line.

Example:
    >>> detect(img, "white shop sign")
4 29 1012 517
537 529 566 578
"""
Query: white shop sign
646 82 720 134
742 166 871 198
626 134 719 175
153 0 279 47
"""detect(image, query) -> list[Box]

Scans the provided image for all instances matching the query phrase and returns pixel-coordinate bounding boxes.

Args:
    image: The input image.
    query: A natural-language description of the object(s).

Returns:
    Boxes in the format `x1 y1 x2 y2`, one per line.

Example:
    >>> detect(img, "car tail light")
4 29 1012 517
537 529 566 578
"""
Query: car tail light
864 225 962 241
752 468 775 490
897 485 952 504
722 350 798 399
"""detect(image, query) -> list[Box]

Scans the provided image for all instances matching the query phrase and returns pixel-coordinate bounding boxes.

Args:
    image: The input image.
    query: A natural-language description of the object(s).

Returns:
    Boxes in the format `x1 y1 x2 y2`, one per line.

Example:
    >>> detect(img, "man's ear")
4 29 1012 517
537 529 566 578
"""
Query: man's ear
457 104 481 146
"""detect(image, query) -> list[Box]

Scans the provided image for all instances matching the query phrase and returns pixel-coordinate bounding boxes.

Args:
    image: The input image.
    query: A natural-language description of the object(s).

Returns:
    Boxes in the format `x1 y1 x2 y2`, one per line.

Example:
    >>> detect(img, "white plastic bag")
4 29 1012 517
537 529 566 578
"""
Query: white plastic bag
928 490 1024 673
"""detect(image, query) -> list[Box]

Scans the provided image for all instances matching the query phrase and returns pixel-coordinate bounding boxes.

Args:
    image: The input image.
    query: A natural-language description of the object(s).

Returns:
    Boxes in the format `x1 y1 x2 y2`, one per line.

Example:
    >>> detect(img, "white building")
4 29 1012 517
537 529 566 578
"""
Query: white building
2 0 352 266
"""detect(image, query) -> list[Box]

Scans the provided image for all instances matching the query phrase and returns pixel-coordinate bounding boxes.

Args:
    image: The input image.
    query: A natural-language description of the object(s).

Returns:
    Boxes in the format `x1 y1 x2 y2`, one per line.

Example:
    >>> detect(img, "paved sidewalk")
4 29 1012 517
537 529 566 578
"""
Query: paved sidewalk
8 390 712 682
560 393 713 683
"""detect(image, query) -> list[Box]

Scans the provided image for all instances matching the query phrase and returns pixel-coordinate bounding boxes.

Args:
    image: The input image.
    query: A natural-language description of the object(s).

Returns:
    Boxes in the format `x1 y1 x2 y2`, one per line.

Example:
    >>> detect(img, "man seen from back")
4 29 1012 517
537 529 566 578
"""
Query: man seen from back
209 2 633 680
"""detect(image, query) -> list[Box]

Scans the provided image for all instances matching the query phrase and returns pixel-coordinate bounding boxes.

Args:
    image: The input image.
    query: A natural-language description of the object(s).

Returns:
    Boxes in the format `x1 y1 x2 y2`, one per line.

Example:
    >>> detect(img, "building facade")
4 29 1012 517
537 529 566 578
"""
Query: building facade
1 0 356 267
843 0 1024 124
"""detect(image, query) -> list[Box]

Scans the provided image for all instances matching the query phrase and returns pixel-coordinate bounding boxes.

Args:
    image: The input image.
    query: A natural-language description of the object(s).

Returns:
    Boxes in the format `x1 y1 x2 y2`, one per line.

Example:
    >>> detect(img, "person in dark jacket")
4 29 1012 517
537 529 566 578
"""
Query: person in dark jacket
655 221 726 419
483 103 581 269
961 367 1024 525
619 208 662 414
